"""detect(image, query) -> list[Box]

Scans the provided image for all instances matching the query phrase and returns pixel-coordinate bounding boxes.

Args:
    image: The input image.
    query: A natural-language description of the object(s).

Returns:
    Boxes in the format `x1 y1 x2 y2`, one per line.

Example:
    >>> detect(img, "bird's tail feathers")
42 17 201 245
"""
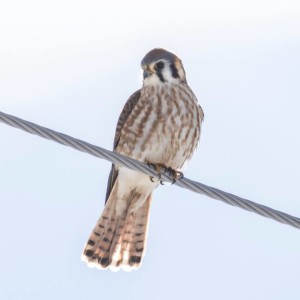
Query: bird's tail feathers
81 185 152 271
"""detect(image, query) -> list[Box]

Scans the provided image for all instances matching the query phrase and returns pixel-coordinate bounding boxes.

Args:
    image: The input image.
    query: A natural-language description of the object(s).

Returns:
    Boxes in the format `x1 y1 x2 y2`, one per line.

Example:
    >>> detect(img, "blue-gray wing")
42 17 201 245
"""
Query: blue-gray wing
105 89 141 203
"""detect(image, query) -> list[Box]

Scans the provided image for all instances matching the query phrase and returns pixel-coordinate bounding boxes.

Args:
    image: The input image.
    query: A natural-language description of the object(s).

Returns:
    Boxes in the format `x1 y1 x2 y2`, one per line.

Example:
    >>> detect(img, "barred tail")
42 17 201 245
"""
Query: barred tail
81 188 152 271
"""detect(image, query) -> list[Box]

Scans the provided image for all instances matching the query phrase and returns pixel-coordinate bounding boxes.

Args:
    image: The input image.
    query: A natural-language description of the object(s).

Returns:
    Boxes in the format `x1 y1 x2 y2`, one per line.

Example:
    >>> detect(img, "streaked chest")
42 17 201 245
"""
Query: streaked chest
117 84 203 169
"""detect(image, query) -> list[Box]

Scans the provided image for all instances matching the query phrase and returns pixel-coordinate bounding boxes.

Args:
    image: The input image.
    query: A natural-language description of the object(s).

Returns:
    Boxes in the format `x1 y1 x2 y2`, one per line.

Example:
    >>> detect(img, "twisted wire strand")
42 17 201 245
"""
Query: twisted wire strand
1 110 300 229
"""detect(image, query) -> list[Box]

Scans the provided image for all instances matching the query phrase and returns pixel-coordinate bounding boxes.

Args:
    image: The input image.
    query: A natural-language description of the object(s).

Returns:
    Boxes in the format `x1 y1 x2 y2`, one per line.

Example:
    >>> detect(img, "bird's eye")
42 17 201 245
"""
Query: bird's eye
155 62 164 70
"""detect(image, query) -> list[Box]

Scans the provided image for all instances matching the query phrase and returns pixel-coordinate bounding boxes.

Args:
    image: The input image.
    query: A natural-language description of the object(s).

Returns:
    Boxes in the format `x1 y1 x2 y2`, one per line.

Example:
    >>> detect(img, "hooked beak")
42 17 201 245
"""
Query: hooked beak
142 64 154 79
143 69 152 79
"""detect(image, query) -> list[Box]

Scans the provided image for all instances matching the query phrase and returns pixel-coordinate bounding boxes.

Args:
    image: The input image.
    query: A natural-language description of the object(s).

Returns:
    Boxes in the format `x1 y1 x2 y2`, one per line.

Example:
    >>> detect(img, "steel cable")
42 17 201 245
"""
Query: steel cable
1 110 300 229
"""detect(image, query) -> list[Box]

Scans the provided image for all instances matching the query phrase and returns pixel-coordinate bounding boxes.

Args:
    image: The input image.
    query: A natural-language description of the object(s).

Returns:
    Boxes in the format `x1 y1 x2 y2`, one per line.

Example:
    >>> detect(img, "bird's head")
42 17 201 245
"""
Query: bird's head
141 48 187 86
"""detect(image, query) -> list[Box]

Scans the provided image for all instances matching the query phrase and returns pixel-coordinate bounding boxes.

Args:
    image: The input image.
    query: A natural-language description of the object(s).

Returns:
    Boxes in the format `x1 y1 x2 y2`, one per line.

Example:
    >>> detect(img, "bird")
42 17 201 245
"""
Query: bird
81 48 204 271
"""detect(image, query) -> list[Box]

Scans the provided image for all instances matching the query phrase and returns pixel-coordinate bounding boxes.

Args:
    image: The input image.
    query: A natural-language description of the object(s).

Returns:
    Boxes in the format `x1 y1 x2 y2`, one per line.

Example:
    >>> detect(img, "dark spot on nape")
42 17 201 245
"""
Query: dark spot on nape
130 256 141 264
170 63 179 78
85 249 94 257
88 240 95 246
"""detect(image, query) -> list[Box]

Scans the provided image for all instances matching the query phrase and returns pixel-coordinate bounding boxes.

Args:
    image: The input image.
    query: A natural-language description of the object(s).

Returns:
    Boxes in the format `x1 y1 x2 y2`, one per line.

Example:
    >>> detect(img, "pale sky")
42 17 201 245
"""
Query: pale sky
1 1 300 299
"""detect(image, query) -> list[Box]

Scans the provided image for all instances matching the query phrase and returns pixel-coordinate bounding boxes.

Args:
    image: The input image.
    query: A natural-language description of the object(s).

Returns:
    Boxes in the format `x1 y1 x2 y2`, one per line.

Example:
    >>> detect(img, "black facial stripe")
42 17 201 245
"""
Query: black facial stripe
170 63 179 78
156 72 165 82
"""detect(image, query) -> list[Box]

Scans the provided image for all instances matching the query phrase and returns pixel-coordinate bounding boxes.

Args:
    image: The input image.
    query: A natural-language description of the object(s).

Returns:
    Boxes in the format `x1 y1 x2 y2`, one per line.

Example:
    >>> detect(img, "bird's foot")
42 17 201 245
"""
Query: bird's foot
147 162 183 185
163 167 184 184
148 162 165 182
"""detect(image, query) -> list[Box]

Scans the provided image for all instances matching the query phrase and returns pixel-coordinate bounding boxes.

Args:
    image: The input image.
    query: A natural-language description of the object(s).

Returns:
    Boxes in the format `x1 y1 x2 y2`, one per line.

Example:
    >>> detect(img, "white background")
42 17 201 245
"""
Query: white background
1 1 300 299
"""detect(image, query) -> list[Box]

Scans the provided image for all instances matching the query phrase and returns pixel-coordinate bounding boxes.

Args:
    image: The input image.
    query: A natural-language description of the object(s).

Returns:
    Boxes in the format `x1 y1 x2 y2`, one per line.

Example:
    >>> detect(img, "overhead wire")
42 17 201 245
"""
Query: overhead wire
1 110 300 229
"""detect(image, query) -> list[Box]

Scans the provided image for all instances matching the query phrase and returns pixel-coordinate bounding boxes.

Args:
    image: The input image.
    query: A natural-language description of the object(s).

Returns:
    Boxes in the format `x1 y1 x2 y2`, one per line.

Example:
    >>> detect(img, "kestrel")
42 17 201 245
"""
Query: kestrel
81 48 204 271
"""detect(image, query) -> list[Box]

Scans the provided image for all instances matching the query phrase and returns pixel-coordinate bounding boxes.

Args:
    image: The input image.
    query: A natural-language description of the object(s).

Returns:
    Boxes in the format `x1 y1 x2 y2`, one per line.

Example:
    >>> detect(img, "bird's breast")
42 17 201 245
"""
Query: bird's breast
117 84 203 170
